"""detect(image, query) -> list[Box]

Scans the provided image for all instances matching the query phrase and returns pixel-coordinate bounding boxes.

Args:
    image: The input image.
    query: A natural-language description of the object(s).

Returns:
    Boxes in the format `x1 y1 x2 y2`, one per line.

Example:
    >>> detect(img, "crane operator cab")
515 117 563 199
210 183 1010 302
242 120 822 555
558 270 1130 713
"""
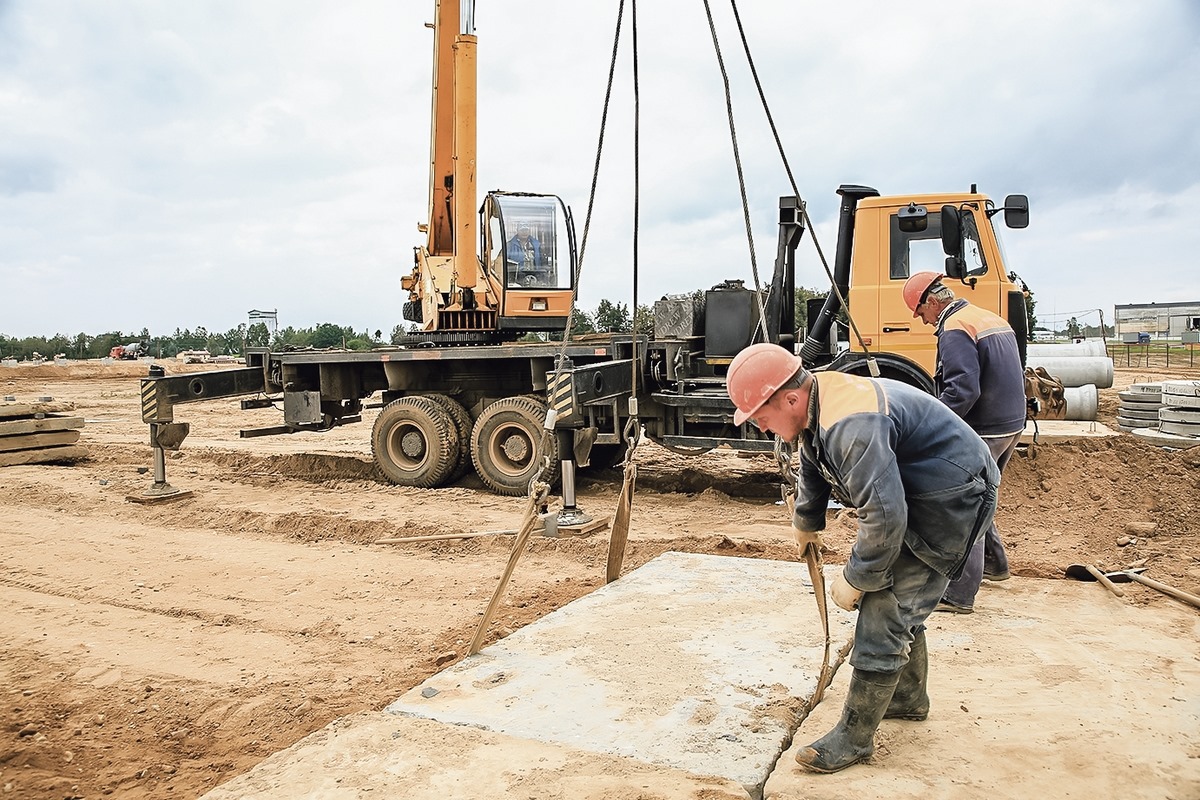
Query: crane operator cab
482 191 576 332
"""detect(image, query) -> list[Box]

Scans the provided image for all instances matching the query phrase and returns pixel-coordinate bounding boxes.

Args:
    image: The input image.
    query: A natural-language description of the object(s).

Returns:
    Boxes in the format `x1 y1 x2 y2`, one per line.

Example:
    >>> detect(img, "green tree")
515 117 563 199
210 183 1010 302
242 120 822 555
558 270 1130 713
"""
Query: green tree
594 299 631 332
73 332 90 359
633 303 655 338
1066 317 1082 339
566 306 595 338
246 322 271 348
793 286 823 337
310 323 351 349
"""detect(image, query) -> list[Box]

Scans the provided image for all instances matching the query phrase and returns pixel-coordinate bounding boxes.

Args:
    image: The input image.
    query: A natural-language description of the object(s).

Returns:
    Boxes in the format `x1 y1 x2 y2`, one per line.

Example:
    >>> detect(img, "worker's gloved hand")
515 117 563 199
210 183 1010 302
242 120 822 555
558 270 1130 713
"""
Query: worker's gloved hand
831 569 864 612
791 525 824 552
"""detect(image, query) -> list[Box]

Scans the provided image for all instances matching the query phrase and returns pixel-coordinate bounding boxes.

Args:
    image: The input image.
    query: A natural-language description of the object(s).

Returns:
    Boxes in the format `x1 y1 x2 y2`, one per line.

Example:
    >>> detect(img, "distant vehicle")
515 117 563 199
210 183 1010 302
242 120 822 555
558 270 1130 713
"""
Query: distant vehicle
1138 332 1151 343
109 342 147 360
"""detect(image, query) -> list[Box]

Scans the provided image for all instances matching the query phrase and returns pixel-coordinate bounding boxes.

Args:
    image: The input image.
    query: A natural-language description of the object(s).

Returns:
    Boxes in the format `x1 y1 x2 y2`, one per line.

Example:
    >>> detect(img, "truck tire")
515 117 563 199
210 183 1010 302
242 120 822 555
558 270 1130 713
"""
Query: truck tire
371 396 460 488
830 354 935 395
425 394 473 482
471 396 559 496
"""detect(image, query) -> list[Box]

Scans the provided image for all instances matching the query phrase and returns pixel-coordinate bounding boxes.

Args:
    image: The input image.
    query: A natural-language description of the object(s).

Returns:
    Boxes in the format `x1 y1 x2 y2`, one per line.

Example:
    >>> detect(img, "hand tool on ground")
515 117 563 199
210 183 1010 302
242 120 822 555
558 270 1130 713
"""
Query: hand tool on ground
1064 563 1125 597
1111 571 1200 611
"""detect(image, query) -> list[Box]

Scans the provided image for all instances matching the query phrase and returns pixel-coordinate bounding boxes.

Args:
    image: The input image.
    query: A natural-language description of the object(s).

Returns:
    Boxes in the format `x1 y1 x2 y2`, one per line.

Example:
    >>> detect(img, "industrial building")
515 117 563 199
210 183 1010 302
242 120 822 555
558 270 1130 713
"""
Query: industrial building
1114 301 1200 339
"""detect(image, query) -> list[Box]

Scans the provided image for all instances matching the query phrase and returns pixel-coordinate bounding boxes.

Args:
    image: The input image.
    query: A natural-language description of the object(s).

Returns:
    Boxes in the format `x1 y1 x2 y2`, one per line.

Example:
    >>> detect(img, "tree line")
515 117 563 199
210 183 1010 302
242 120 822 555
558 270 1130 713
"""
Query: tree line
0 287 841 362
0 322 384 362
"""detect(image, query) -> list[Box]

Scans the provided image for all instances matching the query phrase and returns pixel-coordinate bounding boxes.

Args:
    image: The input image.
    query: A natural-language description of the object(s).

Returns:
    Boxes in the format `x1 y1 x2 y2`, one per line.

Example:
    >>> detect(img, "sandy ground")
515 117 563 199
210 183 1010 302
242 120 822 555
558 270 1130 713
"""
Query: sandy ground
1 359 1198 799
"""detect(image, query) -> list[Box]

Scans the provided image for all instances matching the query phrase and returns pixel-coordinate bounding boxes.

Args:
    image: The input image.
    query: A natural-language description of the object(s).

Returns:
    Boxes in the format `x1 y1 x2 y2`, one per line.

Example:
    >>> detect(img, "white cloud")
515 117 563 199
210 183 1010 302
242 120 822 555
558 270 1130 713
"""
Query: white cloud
0 0 1197 338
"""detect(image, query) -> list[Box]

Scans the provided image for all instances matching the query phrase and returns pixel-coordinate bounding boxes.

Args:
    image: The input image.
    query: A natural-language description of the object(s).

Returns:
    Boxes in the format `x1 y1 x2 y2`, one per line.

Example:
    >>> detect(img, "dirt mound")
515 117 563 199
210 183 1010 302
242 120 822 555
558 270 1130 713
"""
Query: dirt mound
0 359 242 381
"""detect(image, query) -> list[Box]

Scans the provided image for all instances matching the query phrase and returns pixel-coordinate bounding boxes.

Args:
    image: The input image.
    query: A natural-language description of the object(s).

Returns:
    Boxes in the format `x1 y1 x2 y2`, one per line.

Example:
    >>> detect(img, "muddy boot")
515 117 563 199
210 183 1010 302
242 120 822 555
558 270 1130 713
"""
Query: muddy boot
794 668 901 774
884 630 929 721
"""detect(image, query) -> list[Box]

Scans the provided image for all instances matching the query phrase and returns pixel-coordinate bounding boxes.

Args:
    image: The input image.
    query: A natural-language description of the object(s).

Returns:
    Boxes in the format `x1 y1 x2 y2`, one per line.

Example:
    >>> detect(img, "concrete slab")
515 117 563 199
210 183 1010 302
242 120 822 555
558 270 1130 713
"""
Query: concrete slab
388 552 857 796
1131 426 1200 449
200 712 753 800
1020 419 1117 444
764 577 1200 800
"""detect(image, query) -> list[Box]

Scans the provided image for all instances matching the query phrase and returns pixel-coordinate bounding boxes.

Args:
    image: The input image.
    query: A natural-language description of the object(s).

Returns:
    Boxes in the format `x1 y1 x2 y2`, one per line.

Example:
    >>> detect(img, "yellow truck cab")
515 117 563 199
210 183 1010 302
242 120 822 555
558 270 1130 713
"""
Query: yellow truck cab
799 185 1030 393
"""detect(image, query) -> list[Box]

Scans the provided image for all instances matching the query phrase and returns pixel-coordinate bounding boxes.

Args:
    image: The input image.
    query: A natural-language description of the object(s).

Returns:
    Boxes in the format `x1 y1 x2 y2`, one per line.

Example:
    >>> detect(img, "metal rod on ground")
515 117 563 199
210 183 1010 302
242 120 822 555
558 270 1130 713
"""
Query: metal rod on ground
375 530 513 545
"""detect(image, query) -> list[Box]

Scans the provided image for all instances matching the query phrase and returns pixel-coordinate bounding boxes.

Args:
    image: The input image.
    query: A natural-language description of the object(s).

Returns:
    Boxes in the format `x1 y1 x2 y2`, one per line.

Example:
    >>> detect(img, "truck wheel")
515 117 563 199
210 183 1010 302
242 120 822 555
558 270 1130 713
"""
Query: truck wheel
425 394 473 482
471 396 559 496
371 396 460 488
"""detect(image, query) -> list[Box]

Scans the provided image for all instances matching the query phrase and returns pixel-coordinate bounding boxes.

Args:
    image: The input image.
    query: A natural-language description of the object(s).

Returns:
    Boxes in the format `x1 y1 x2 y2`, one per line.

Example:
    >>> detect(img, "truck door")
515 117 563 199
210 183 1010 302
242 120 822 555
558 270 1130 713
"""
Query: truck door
879 210 946 376
882 207 1001 377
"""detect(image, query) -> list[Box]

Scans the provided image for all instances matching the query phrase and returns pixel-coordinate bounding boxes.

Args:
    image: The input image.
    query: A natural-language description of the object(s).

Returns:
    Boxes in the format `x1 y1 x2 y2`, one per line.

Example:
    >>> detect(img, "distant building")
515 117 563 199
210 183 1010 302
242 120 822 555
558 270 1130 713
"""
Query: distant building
1114 301 1200 339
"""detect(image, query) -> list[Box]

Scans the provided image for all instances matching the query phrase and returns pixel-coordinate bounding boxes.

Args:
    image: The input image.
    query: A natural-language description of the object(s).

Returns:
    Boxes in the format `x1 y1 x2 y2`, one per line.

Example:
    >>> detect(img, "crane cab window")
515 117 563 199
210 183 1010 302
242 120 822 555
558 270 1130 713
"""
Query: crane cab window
482 193 571 290
889 210 988 280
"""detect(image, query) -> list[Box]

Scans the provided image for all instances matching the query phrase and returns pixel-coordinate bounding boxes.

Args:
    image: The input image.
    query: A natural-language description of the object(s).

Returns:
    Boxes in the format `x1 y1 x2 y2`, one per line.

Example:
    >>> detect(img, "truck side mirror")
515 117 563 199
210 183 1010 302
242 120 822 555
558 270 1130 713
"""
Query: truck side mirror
945 255 966 280
940 205 962 256
1003 194 1029 229
897 203 928 233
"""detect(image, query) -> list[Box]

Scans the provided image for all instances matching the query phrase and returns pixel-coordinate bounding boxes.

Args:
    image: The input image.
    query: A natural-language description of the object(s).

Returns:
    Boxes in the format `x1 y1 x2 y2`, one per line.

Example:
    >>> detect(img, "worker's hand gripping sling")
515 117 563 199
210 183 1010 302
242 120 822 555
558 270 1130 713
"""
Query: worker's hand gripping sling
776 438 834 706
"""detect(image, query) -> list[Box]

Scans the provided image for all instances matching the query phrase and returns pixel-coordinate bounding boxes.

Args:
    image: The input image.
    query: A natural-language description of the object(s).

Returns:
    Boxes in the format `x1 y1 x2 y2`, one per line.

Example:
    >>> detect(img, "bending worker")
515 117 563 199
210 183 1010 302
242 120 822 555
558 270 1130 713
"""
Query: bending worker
904 271 1027 613
726 343 999 774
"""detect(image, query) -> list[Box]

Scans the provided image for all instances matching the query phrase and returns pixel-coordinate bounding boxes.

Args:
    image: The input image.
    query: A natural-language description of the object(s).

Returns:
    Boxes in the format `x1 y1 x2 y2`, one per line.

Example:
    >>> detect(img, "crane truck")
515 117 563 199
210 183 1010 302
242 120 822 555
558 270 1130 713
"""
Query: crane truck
135 1 1032 505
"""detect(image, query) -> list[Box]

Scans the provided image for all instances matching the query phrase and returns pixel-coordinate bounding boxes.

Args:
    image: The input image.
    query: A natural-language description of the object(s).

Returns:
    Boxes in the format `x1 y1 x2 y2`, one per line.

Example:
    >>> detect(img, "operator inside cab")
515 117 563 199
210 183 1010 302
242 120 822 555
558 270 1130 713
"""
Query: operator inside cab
506 223 548 288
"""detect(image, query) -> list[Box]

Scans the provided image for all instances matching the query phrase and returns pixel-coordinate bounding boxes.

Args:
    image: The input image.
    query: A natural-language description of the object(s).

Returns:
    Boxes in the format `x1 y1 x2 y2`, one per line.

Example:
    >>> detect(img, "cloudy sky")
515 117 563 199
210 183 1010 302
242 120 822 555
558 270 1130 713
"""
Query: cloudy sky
2 0 1197 339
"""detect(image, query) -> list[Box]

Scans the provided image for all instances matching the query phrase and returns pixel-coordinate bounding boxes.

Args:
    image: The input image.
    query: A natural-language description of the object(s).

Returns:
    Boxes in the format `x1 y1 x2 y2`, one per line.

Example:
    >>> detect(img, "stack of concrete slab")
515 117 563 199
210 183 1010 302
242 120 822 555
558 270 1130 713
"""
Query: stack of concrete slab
0 397 88 466
1130 380 1200 448
1158 380 1200 436
1116 382 1163 432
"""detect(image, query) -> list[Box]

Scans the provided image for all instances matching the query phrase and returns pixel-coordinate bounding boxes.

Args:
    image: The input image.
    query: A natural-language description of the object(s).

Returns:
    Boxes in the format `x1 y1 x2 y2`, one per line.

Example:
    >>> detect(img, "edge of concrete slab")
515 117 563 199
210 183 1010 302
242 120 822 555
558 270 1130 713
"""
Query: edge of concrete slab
1130 426 1200 449
763 577 1200 800
200 711 755 800
1020 419 1117 445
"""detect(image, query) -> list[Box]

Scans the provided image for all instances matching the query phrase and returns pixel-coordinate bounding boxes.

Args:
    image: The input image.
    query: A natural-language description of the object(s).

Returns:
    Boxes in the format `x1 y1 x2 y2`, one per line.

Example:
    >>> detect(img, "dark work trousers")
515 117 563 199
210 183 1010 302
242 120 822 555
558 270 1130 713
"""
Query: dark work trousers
852 546 949 673
942 430 1022 608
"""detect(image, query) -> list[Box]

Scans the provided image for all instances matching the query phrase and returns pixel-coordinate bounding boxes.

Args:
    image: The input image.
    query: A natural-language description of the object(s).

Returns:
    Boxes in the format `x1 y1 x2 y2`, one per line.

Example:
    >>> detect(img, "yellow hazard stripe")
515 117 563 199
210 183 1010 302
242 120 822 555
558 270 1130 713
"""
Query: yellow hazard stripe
140 381 158 422
549 374 574 421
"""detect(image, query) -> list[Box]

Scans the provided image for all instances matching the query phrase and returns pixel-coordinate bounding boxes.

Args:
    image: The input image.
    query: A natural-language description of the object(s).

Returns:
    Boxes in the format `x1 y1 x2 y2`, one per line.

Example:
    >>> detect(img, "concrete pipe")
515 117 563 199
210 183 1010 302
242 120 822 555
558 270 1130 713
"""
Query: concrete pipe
1025 356 1114 389
1063 384 1099 421
1026 340 1109 358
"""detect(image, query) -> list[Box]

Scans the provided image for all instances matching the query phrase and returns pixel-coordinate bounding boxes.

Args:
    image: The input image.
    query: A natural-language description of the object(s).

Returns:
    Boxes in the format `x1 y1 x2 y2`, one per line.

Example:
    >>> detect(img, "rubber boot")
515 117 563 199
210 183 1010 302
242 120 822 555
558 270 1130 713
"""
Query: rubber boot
794 667 901 774
884 630 929 721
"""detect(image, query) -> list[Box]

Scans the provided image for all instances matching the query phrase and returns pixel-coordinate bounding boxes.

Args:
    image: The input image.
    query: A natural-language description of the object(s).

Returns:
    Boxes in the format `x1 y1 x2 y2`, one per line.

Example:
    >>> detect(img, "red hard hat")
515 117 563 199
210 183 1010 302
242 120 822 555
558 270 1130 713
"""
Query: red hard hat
727 343 804 426
902 271 943 317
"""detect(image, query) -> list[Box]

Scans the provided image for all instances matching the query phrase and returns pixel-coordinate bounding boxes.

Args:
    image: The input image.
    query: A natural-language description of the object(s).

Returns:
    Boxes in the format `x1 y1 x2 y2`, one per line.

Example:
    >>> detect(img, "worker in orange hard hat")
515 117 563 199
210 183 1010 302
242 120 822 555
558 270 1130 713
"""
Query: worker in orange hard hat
902 271 944 324
727 342 1000 774
905 272 1027 614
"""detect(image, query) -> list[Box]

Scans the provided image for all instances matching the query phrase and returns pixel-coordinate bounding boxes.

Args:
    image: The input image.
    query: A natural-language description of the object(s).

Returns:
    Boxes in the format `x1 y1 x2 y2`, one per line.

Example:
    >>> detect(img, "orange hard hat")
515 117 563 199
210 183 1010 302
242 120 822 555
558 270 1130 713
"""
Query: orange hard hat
902 271 943 317
727 343 804 426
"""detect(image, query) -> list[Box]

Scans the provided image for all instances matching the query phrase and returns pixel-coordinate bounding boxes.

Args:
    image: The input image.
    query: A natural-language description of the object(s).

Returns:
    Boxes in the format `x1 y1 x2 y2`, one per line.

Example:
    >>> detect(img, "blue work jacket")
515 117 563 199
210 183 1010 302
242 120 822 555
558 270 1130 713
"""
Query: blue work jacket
792 372 1000 592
